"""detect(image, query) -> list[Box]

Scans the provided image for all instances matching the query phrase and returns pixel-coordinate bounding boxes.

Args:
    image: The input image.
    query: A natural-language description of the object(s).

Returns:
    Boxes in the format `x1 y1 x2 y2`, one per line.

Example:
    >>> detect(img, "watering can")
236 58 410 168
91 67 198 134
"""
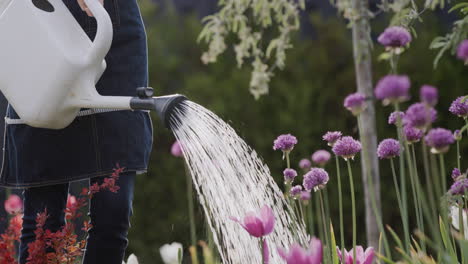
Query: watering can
0 0 186 129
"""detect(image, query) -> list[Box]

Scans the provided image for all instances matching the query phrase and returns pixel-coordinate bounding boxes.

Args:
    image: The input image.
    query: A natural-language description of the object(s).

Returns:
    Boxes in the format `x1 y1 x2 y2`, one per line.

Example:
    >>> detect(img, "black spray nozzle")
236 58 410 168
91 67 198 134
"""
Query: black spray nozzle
130 94 187 128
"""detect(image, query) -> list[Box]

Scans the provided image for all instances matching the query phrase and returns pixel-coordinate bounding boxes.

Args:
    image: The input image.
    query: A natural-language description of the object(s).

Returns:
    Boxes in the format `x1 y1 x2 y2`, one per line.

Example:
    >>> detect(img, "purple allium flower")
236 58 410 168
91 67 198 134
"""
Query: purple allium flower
425 128 455 154
278 237 323 264
230 205 275 238
457 40 468 64
332 136 362 160
171 141 183 157
454 130 462 141
300 191 311 202
311 150 331 166
420 85 438 106
449 179 468 195
337 246 375 264
299 159 312 170
388 111 406 125
273 134 298 152
452 168 462 181
378 26 412 48
344 92 367 115
374 75 411 105
283 168 298 183
404 126 424 143
405 103 437 129
323 131 342 147
377 139 400 159
290 185 303 198
303 168 329 192
449 96 468 118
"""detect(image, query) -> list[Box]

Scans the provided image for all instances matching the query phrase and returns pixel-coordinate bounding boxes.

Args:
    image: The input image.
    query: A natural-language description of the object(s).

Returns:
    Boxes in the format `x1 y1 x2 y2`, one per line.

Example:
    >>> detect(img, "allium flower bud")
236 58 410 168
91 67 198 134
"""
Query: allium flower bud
420 85 438 106
303 168 329 192
344 93 367 116
378 26 412 48
322 131 342 147
425 128 455 154
273 134 298 153
332 136 362 160
290 185 303 199
283 168 298 183
299 159 312 170
449 96 468 118
377 139 400 159
311 150 331 167
375 75 411 105
404 126 423 144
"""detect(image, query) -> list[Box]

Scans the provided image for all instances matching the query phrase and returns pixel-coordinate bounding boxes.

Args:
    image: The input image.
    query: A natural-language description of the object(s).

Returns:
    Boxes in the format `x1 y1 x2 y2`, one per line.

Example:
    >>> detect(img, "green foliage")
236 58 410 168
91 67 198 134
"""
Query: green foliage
128 1 468 262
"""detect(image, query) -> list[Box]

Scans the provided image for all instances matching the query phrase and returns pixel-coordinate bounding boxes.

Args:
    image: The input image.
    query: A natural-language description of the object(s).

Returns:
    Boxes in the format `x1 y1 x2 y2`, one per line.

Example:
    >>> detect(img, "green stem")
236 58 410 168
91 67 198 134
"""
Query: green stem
286 152 291 169
394 103 410 252
410 144 426 252
319 191 331 264
185 163 198 248
457 140 461 170
260 237 265 264
307 202 315 236
422 142 437 223
390 159 405 225
335 155 345 264
346 160 356 264
315 194 325 243
439 154 447 195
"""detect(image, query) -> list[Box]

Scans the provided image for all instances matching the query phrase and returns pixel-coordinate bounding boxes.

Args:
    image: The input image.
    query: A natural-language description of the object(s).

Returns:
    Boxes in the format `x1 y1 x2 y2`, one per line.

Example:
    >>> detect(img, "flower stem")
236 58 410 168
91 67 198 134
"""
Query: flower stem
307 202 315 236
319 191 331 264
393 102 410 252
390 158 405 226
457 140 461 170
185 163 198 250
439 154 447 195
335 155 345 264
346 160 356 264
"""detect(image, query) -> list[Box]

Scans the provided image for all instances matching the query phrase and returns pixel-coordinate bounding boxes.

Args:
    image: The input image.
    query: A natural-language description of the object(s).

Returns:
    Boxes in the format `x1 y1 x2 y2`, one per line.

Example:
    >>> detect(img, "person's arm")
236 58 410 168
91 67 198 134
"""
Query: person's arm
77 0 104 17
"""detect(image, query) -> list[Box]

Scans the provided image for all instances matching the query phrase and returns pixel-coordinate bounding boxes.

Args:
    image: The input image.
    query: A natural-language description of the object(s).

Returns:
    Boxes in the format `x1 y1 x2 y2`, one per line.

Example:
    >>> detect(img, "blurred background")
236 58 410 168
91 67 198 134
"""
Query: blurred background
126 0 467 262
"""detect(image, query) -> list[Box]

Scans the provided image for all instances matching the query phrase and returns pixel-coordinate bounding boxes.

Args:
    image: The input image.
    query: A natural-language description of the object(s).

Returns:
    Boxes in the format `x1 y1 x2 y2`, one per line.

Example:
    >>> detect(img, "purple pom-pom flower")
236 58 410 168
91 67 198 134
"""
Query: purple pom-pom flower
388 111 406 125
404 126 424 144
323 131 342 147
300 191 311 202
299 159 312 170
344 92 367 115
457 40 468 64
290 185 303 199
303 168 329 192
377 139 401 159
452 168 463 181
450 179 468 195
278 238 323 264
378 26 412 49
425 128 455 154
332 136 362 160
283 168 298 183
374 75 411 105
311 150 331 167
420 85 438 106
273 134 298 152
405 103 437 130
449 96 468 118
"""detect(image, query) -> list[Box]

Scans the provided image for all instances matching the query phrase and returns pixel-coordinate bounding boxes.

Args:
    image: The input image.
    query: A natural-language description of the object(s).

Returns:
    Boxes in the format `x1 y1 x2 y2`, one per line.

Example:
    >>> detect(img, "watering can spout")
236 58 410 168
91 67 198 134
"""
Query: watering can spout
130 93 187 128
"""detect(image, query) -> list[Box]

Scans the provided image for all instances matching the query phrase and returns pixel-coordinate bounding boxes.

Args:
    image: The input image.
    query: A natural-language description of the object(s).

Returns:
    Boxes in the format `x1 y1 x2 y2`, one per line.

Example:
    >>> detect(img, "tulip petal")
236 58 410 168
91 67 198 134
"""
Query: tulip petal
363 247 375 264
242 214 264 237
260 205 275 235
309 237 323 264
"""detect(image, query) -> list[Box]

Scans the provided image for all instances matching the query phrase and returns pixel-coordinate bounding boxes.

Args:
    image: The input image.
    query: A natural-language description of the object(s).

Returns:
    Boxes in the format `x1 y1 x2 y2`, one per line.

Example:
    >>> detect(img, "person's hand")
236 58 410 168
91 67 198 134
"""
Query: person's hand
77 0 104 17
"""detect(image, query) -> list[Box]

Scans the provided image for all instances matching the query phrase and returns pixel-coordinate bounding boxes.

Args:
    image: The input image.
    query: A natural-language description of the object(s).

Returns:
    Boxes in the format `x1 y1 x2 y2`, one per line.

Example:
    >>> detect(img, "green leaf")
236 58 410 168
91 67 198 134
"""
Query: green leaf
330 222 339 264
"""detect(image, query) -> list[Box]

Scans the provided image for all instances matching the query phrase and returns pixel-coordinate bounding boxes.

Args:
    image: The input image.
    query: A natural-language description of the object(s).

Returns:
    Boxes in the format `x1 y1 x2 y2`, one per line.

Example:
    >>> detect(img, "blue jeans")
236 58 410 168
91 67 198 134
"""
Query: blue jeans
19 171 136 264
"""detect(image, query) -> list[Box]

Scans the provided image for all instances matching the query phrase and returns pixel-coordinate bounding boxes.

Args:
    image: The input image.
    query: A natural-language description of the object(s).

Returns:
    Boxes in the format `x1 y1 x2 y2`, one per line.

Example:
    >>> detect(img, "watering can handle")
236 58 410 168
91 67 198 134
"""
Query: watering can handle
83 0 113 64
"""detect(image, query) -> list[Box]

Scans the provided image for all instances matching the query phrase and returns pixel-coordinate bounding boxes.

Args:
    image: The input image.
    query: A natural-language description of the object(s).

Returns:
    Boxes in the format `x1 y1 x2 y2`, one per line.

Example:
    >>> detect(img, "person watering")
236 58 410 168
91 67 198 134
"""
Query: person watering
0 0 153 263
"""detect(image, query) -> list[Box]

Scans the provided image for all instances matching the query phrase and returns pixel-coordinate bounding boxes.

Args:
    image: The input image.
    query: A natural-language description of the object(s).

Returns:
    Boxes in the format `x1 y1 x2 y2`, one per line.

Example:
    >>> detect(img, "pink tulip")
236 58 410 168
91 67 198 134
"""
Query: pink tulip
278 237 323 264
337 246 374 264
4 194 22 215
230 205 275 238
171 141 183 157
67 195 77 209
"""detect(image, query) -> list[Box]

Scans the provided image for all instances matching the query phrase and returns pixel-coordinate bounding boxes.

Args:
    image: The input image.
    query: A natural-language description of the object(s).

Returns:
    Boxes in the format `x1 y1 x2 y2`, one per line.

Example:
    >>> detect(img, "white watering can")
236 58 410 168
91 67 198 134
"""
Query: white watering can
0 0 186 129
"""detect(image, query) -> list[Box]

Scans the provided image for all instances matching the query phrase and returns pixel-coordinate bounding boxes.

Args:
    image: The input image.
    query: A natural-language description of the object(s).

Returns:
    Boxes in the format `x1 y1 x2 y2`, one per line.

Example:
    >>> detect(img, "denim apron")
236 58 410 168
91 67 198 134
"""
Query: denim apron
0 0 153 188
